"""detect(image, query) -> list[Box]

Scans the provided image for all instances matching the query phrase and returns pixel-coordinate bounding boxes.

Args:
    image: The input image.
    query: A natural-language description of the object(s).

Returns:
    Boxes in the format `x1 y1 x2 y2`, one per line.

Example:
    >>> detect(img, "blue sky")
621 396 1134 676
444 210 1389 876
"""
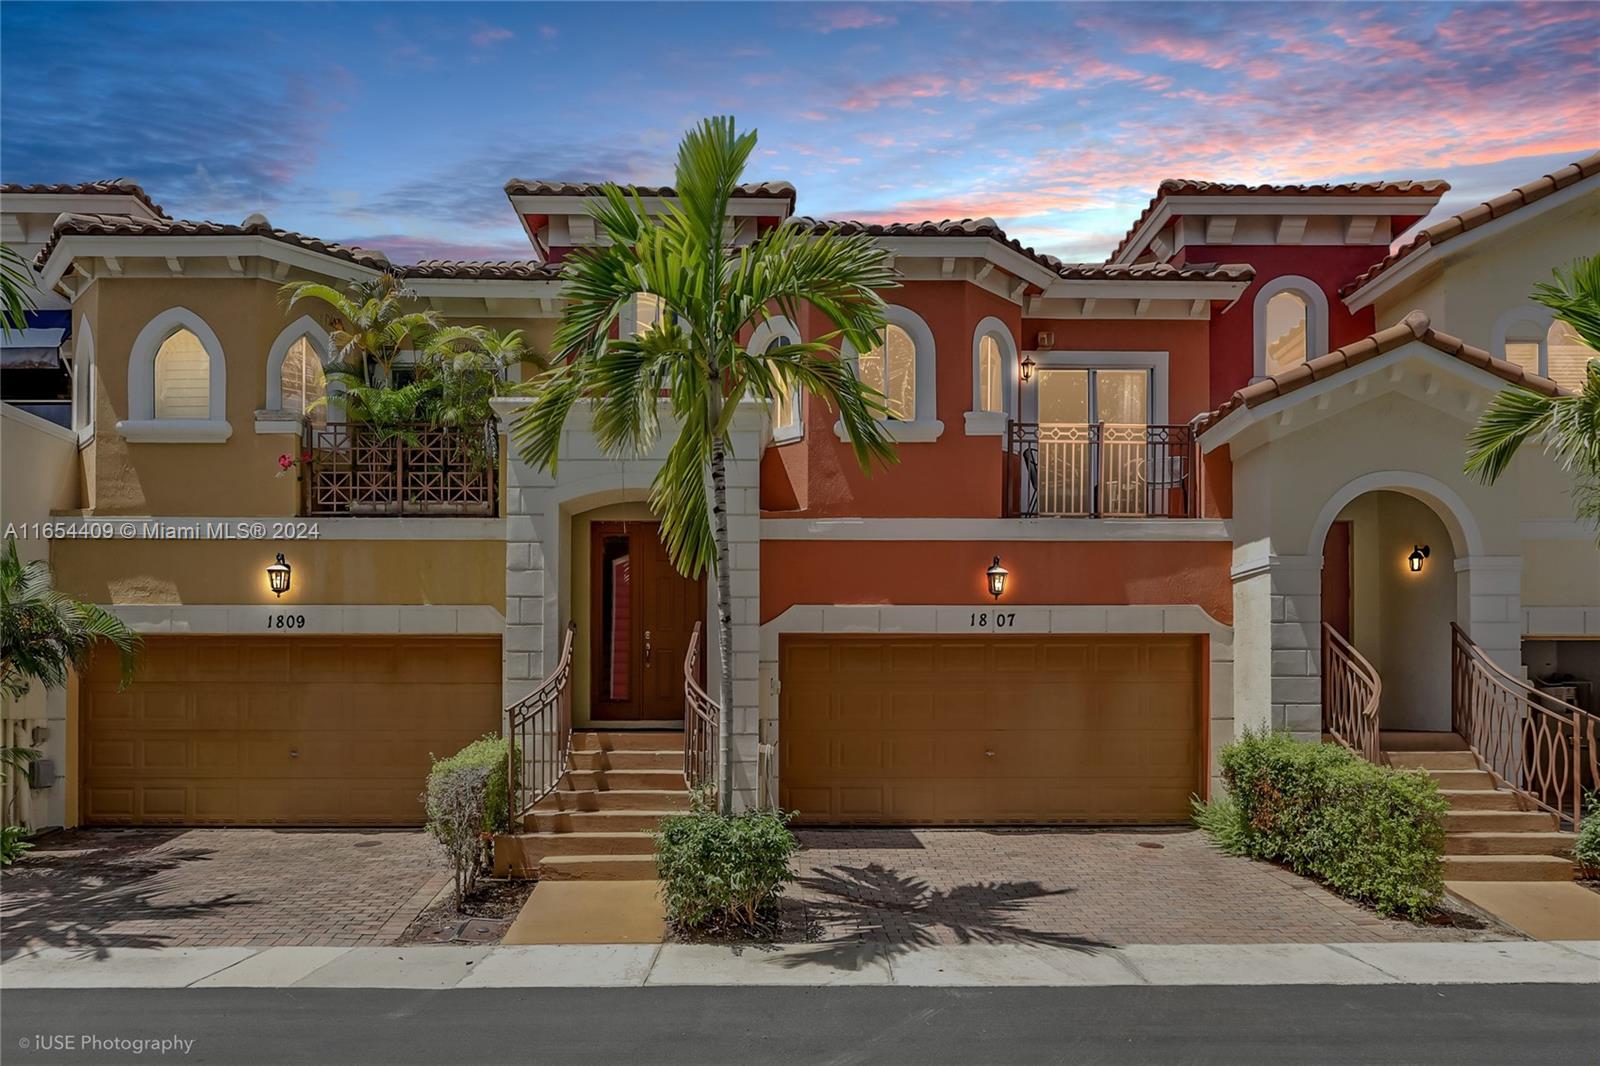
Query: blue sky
3 2 1596 263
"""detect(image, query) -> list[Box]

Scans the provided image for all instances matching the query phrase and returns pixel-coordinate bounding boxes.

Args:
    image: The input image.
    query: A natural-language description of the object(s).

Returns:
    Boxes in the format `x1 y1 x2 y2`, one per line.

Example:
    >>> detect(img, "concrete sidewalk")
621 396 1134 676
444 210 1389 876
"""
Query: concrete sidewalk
3 940 1595 989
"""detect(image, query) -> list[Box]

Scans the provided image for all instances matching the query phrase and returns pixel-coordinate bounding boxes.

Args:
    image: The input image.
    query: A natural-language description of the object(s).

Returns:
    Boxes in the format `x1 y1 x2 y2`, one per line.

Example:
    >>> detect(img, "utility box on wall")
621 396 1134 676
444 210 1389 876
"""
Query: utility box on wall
27 758 57 790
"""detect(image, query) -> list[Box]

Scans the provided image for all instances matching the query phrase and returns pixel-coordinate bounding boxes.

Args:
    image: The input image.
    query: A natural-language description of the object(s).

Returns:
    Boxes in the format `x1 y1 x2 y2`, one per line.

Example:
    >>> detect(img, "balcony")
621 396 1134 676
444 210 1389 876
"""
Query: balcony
301 422 497 517
1002 421 1200 518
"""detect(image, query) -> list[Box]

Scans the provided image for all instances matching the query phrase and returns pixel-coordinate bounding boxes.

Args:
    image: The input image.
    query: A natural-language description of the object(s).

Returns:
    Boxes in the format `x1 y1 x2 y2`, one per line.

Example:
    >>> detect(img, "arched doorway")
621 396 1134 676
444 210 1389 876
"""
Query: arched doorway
1320 490 1459 732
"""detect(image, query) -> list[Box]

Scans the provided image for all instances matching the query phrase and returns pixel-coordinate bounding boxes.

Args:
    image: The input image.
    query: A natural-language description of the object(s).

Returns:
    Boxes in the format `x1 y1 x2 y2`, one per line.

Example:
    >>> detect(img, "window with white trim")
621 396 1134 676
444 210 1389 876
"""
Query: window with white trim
279 336 327 422
765 334 803 441
977 334 1003 414
859 323 917 421
153 329 211 419
1263 292 1308 376
1253 276 1328 379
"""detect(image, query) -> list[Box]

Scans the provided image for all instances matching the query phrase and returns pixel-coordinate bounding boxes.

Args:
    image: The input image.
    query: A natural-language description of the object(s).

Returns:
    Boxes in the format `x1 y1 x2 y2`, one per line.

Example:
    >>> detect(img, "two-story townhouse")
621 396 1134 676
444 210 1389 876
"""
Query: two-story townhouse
4 154 1596 875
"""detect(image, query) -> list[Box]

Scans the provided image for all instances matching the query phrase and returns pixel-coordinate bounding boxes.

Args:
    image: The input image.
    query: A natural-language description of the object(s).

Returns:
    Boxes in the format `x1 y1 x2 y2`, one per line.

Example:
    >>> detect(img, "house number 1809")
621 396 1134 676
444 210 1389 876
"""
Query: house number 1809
267 614 307 630
970 612 1016 628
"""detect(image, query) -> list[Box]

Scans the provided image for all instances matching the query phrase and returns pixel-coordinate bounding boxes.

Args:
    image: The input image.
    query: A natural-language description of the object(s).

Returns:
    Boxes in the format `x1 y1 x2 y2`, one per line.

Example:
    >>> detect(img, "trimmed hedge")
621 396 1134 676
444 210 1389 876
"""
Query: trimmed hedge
654 793 799 933
1577 794 1600 875
427 734 512 833
1196 730 1448 918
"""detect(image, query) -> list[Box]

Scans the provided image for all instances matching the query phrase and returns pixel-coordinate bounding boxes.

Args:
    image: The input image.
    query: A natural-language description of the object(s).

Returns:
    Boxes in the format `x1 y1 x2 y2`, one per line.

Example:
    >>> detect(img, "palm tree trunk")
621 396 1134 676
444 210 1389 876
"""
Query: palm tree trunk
706 394 737 816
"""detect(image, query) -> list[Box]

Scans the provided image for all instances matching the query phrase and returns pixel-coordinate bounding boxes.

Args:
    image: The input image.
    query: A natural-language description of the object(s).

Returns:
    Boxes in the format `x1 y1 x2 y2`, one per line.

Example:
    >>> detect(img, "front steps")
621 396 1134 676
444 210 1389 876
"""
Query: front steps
494 730 687 881
1378 732 1578 883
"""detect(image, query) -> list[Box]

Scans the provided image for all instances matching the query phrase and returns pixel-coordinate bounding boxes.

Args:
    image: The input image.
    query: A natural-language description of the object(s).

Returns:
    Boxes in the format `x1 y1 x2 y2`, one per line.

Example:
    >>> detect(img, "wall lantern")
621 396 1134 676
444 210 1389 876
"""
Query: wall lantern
1408 544 1430 574
1019 353 1037 383
986 556 1009 600
267 553 292 597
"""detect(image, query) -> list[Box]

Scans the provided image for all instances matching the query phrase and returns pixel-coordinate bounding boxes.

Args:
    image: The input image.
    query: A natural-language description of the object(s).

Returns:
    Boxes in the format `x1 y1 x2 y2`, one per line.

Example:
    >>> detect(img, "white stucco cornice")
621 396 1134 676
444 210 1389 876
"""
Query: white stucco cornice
39 233 384 292
1112 195 1442 266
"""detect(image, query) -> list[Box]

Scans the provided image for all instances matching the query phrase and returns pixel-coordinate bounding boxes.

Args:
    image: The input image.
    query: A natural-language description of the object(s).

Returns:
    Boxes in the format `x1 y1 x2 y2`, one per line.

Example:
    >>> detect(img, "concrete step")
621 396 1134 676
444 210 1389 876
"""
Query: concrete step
537 854 658 882
1381 731 1469 752
569 749 683 771
565 768 686 791
525 809 679 833
1444 832 1578 857
514 831 656 859
572 731 685 753
1441 855 1574 882
1444 809 1559 833
1425 769 1497 790
1387 751 1479 770
1438 788 1528 812
534 789 692 813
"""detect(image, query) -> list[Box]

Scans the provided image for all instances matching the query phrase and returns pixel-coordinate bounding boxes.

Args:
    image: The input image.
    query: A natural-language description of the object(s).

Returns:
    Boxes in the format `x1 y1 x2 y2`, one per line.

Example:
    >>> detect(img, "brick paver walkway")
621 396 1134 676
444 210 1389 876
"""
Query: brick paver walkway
1 828 446 954
788 828 1511 948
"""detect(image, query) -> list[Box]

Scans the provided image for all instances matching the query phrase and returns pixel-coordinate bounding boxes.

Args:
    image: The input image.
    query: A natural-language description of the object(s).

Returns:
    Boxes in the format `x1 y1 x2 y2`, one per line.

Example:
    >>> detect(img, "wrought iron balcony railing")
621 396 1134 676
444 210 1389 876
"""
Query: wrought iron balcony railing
301 421 498 517
1002 421 1200 518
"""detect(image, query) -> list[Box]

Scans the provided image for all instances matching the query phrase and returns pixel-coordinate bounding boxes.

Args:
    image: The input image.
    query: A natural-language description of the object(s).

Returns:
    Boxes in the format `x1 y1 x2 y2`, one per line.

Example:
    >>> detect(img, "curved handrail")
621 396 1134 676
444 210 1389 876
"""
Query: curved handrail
683 621 719 797
505 622 576 824
1452 623 1597 829
1322 623 1382 765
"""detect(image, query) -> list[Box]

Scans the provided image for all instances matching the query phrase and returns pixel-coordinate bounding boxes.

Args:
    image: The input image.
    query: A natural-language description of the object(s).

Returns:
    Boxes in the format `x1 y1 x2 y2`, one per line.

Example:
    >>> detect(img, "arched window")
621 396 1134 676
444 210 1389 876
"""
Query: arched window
73 316 95 440
765 334 803 441
977 335 1002 413
279 336 327 421
1253 277 1329 380
1263 292 1308 376
1547 319 1597 392
859 323 917 421
154 329 211 419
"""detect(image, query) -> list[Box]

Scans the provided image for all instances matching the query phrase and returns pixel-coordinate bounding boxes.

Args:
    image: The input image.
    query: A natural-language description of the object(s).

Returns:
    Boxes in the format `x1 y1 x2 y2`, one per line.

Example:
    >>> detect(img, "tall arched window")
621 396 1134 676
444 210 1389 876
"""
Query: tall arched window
1547 319 1597 392
1263 291 1308 376
859 323 917 421
279 336 327 422
154 329 211 419
766 334 802 441
977 334 1002 414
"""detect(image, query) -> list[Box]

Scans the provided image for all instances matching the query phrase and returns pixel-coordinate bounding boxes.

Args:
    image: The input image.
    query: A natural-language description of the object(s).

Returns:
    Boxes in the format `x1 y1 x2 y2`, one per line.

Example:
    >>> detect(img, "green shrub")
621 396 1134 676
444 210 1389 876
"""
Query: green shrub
424 734 512 908
654 795 799 933
1 825 32 866
1199 730 1448 918
1576 793 1600 875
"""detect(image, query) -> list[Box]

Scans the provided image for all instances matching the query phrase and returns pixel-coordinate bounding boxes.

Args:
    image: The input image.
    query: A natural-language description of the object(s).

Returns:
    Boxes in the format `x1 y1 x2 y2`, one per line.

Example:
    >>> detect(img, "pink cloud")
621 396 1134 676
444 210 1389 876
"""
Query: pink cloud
815 5 897 34
539 25 559 41
469 23 514 48
840 72 951 111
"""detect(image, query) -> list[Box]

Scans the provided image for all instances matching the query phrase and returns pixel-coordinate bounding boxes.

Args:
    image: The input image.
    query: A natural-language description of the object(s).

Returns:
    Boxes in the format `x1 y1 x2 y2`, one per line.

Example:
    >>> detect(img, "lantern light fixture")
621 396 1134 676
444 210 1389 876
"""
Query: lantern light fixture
986 556 1009 600
1407 544 1430 573
1019 353 1036 383
267 553 292 597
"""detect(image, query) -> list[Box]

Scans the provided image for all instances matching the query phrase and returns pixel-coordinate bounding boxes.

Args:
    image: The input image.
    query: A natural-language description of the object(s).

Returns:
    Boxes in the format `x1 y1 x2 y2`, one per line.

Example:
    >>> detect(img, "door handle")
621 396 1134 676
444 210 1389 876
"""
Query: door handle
984 750 995 758
644 630 652 666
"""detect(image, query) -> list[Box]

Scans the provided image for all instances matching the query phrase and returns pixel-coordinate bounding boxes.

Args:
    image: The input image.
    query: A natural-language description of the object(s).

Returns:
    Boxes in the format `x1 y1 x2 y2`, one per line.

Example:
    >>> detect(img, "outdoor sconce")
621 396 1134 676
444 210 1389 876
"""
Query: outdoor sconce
986 556 1009 600
267 553 292 597
1408 544 1430 573
1019 353 1036 383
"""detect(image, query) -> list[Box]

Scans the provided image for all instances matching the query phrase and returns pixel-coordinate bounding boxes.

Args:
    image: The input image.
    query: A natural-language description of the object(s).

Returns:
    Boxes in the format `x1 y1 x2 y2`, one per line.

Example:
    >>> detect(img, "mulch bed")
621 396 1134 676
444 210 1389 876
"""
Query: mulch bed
398 877 534 945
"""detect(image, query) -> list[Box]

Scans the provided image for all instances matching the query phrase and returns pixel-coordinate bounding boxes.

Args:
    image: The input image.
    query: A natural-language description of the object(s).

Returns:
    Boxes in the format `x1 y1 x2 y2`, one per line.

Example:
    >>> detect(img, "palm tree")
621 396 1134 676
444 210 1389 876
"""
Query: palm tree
1466 256 1600 534
2 243 36 337
0 535 141 702
513 116 899 811
279 273 440 385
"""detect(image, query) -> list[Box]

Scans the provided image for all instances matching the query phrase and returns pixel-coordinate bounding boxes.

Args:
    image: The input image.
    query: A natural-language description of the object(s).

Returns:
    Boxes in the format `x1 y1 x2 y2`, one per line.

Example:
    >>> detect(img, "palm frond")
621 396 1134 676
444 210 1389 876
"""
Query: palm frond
1 243 37 337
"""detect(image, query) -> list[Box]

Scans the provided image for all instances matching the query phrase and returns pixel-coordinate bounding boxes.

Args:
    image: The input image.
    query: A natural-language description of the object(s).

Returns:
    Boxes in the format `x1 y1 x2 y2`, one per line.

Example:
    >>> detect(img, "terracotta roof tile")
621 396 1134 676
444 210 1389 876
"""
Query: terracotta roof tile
35 213 392 272
401 259 560 280
1197 310 1565 433
1340 151 1600 299
1112 177 1449 262
505 179 796 204
0 178 168 218
798 216 1254 283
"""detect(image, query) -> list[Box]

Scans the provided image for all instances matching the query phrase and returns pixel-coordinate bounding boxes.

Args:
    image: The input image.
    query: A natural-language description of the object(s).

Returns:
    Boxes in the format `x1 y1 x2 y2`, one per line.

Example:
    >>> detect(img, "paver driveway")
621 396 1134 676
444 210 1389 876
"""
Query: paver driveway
1 828 445 955
788 828 1511 949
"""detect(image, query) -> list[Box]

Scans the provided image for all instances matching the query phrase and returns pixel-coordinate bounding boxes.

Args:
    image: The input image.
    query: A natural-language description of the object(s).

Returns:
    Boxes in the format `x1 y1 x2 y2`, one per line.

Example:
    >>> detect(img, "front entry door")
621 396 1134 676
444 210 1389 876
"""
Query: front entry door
591 521 705 721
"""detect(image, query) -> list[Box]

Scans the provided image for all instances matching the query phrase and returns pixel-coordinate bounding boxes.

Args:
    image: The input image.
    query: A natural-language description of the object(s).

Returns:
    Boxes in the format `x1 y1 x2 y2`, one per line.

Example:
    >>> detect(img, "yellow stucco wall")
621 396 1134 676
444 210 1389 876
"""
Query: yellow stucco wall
51 538 506 609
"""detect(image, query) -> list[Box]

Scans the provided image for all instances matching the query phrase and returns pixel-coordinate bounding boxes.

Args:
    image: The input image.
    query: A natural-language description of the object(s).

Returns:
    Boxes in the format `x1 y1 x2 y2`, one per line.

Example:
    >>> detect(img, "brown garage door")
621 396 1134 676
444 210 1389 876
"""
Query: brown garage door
83 636 501 826
780 634 1201 825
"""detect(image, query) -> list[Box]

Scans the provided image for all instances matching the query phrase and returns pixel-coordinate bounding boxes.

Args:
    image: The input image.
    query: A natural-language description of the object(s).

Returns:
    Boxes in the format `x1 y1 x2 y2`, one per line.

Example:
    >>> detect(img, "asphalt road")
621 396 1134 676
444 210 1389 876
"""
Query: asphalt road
3 985 1595 1065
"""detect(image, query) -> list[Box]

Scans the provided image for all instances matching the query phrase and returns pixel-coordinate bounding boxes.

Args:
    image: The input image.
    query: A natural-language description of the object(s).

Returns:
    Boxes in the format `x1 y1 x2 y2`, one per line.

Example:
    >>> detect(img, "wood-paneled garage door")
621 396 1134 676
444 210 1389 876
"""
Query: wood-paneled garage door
779 635 1202 825
82 636 501 826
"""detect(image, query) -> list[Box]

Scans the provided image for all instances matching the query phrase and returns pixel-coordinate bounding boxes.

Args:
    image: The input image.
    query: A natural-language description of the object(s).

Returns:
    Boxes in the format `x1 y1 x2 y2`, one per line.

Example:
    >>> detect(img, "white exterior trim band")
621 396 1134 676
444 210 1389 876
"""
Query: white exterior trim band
761 517 1232 542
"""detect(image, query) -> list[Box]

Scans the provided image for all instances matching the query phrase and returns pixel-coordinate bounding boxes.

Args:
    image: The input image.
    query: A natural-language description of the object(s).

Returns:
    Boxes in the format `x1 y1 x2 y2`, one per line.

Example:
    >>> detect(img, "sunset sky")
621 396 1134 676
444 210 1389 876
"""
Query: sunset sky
3 1 1596 263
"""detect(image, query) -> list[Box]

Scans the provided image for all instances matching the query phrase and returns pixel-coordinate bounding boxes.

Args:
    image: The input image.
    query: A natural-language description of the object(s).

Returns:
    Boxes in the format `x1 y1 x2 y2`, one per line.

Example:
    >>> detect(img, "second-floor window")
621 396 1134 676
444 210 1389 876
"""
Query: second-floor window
766 334 802 441
279 336 327 422
153 329 211 419
1263 292 1308 376
859 323 917 421
977 334 1003 414
1254 276 1328 379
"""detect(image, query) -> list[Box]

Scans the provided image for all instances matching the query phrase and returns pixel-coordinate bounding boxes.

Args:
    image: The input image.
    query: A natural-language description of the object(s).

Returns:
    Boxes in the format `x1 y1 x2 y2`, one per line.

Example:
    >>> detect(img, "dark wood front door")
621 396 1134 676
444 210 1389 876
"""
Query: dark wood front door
591 521 705 721
1322 519 1353 641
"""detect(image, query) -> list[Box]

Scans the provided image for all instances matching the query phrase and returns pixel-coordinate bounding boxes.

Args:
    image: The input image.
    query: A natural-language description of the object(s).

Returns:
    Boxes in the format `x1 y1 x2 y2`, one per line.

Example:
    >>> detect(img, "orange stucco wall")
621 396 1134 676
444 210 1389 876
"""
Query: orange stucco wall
760 539 1233 624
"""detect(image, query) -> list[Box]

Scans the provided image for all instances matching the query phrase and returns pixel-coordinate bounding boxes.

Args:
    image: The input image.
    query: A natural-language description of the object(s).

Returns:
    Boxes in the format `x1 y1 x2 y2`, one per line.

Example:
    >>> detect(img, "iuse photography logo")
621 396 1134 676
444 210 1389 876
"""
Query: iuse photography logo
21 1033 195 1056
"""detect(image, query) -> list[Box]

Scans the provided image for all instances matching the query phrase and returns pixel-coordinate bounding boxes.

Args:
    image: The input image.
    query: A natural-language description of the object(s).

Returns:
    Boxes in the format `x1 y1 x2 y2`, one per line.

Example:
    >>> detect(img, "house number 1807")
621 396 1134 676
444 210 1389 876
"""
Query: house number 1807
970 612 1016 628
267 614 307 630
